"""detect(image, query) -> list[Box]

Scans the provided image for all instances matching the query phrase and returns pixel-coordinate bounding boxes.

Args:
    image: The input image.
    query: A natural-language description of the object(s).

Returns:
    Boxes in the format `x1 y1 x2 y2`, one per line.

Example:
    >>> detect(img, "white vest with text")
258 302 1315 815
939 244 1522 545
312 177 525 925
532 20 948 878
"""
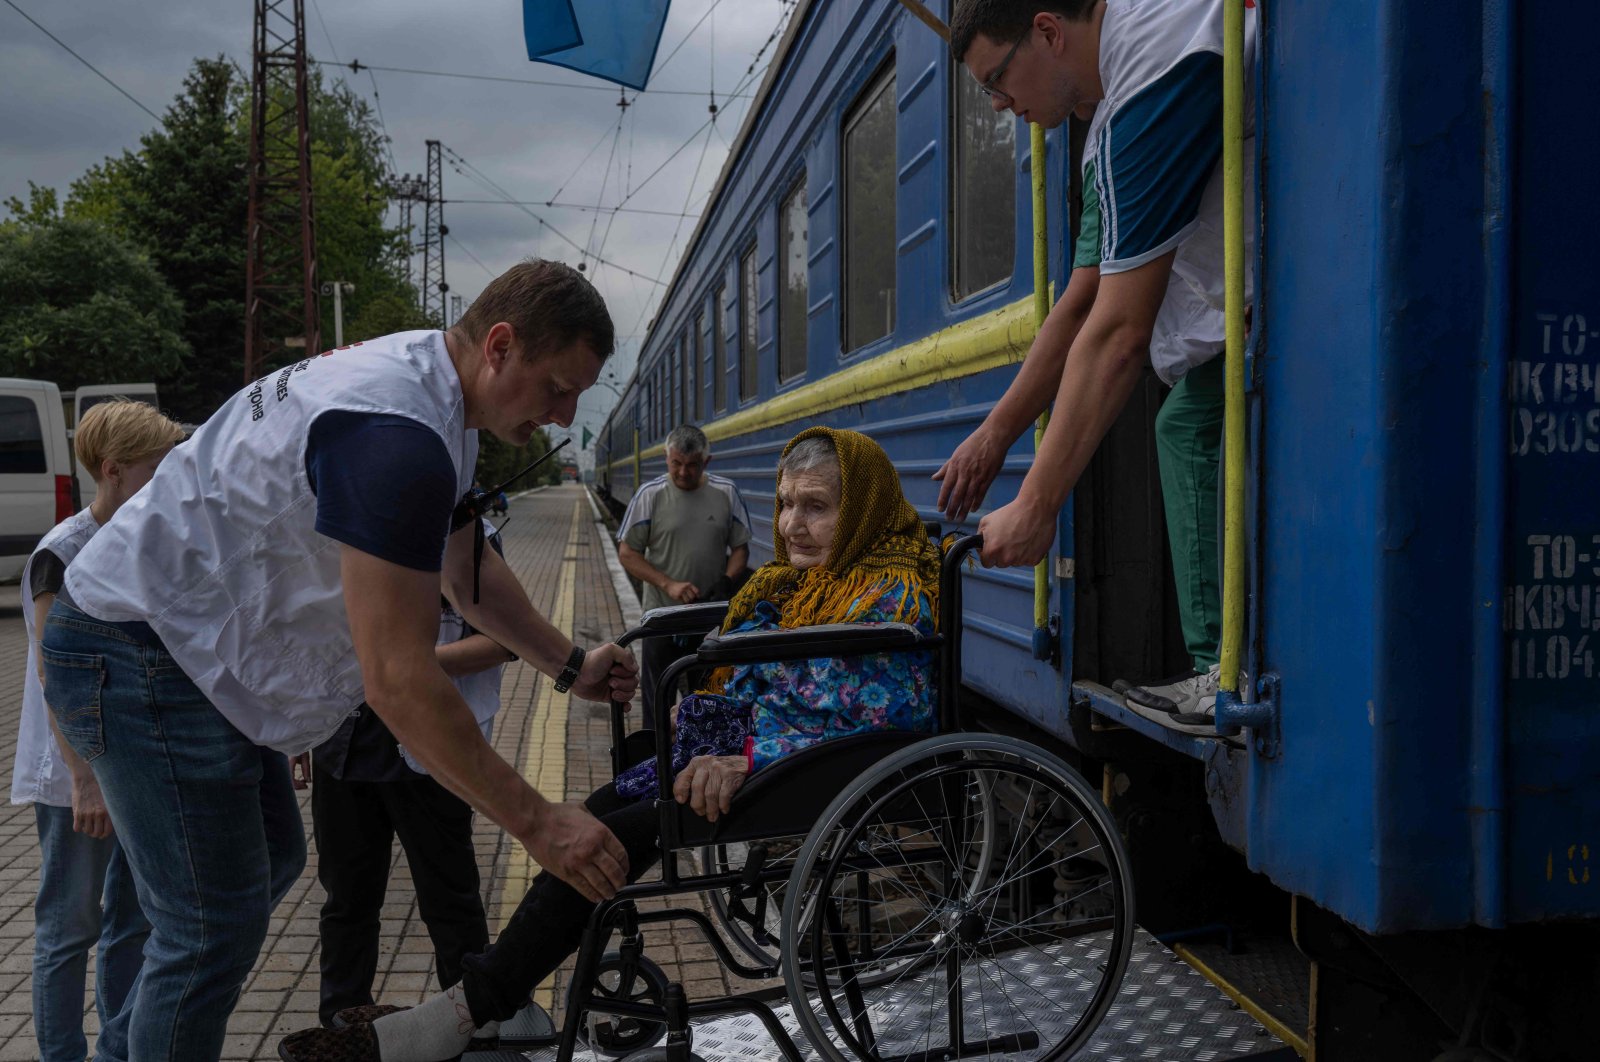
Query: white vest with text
63 330 478 754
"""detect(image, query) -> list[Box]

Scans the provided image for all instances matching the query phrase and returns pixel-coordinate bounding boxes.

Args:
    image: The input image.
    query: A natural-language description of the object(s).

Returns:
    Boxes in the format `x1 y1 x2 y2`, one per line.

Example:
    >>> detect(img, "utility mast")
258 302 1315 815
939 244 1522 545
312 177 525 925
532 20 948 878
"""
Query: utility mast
244 0 319 380
418 140 448 325
391 171 429 289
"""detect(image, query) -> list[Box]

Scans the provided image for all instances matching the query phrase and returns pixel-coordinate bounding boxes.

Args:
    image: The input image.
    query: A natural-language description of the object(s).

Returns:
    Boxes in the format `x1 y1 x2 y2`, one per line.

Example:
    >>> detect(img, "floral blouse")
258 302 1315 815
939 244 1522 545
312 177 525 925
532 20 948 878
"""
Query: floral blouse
613 579 935 799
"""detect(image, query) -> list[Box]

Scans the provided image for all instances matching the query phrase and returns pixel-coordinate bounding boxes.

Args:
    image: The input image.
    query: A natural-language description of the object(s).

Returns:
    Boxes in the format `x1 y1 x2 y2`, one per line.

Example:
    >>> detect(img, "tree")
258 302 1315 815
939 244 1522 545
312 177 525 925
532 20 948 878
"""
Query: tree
0 215 187 388
58 58 426 424
65 58 249 423
476 429 562 493
345 291 435 343
1 183 62 230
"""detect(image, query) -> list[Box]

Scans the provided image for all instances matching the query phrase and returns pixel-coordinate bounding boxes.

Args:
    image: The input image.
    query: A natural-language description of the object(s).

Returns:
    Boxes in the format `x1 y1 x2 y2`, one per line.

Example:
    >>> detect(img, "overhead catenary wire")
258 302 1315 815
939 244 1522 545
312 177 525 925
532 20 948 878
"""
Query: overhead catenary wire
446 199 698 219
552 114 629 204
649 0 730 82
580 107 629 270
309 58 752 99
633 120 717 339
441 145 668 287
3 0 160 121
307 0 399 181
608 18 774 217
445 232 496 279
611 0 798 343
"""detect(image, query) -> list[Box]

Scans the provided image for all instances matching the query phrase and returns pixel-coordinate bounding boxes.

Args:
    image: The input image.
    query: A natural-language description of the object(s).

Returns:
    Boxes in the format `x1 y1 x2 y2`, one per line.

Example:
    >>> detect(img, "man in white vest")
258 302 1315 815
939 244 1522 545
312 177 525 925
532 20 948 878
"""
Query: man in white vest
40 259 638 1061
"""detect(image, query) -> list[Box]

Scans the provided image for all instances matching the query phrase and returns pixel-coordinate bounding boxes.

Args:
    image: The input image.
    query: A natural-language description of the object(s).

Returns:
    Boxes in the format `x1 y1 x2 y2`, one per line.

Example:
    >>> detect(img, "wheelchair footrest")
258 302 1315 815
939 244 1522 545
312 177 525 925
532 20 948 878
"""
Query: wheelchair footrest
494 999 556 1047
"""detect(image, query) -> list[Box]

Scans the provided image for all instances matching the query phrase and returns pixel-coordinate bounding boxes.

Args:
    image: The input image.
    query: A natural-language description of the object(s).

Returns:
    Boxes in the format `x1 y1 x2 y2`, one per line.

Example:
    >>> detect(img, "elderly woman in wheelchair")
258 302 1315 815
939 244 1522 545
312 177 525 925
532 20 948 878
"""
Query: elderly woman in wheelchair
282 427 1133 1062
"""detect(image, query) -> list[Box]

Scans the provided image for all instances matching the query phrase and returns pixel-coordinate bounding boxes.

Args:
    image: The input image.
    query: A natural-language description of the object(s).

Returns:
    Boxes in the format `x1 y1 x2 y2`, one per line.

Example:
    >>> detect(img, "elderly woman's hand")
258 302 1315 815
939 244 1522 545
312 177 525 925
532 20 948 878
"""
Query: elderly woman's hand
673 755 750 822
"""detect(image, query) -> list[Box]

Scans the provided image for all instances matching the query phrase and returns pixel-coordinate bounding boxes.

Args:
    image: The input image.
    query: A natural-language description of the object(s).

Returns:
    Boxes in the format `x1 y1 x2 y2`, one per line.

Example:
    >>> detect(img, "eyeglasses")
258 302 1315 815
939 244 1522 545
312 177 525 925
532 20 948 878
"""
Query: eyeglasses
978 29 1029 101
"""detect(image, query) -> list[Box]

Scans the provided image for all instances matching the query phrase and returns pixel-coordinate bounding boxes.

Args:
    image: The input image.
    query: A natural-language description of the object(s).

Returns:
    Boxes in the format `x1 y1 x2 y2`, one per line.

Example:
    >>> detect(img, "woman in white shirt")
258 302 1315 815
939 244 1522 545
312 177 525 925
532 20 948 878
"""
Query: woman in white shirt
8 400 184 1062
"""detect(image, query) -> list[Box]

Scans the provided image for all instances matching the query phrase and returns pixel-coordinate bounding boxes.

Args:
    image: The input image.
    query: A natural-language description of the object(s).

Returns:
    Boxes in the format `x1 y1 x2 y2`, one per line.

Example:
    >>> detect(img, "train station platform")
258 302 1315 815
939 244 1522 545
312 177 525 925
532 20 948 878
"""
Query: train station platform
0 483 1296 1060
0 484 761 1059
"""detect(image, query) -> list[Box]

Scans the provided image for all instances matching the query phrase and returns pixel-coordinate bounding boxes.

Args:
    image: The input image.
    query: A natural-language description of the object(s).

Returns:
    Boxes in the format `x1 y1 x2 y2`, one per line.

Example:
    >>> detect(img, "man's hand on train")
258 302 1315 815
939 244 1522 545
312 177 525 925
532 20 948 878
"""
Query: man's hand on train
933 426 1005 524
575 642 638 703
976 496 1055 569
525 801 628 902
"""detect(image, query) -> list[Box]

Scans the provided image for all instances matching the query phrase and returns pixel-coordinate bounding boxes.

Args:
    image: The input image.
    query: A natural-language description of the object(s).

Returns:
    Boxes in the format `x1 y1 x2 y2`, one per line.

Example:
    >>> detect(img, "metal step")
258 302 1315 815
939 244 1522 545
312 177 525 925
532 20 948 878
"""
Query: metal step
468 928 1286 1061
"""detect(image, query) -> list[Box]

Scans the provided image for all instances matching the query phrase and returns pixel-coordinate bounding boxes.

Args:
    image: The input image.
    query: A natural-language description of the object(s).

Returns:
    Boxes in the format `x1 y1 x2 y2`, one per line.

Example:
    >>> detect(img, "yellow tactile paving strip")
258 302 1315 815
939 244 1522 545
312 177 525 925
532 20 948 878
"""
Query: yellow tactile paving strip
498 499 581 1010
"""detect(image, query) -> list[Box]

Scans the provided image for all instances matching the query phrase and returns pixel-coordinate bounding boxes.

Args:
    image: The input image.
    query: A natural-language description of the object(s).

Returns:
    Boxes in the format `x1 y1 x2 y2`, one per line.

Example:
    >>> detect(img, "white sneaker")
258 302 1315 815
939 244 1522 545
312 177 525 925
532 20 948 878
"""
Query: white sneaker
1125 664 1220 718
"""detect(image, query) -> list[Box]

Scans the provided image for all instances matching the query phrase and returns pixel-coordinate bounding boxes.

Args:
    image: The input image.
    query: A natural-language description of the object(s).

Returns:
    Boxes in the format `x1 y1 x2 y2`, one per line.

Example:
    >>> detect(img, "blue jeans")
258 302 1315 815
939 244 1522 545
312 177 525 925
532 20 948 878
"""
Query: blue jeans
42 602 308 1061
32 804 150 1062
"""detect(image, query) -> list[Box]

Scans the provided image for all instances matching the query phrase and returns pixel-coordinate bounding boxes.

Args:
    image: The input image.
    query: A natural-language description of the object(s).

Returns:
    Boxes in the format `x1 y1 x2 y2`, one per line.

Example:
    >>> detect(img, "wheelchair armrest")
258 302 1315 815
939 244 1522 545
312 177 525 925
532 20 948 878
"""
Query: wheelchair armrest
695 622 936 666
622 601 731 645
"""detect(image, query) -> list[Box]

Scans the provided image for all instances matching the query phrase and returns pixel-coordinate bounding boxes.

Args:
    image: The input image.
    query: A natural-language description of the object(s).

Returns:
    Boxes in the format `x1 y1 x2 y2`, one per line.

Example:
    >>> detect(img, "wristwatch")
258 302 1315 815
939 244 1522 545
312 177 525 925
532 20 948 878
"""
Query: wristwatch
553 645 586 694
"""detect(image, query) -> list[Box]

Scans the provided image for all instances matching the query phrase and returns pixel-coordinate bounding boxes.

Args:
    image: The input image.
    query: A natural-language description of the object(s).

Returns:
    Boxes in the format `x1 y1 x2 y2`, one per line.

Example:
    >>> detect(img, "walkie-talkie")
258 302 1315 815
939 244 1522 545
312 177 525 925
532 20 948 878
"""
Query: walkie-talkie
451 437 572 602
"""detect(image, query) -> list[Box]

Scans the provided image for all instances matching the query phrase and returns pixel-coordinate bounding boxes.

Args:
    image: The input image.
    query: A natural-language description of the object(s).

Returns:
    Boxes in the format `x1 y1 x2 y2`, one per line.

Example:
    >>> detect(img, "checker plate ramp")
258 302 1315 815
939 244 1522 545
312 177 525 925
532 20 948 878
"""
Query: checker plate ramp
492 929 1283 1061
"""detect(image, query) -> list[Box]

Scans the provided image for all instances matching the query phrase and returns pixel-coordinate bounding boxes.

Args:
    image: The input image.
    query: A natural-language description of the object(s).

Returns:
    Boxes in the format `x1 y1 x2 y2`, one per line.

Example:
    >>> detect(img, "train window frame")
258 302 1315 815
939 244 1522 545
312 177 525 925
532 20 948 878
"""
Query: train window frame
776 175 809 385
739 242 759 403
694 311 707 421
841 58 898 354
949 48 1018 303
713 284 728 413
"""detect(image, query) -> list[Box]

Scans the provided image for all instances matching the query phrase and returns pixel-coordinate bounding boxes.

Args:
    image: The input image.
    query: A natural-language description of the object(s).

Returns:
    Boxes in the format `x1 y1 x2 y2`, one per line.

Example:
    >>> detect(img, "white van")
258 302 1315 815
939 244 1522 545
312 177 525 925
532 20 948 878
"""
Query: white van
69 383 159 506
0 378 75 584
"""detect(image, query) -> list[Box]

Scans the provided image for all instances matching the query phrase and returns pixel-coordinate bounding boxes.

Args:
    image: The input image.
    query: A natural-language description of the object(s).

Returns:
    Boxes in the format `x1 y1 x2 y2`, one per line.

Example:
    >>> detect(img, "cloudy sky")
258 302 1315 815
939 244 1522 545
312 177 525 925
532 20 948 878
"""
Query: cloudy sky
0 0 797 459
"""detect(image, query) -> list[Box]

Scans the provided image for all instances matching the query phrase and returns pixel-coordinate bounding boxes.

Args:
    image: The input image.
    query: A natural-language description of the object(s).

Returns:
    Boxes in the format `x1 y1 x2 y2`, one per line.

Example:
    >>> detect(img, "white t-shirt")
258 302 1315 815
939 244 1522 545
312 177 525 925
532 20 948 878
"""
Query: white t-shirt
10 509 100 807
1083 0 1259 385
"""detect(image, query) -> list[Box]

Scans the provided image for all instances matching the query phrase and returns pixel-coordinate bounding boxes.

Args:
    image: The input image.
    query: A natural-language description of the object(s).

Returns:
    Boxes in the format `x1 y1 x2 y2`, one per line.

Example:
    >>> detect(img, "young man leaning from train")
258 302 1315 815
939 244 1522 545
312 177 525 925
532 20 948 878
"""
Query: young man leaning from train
936 0 1256 722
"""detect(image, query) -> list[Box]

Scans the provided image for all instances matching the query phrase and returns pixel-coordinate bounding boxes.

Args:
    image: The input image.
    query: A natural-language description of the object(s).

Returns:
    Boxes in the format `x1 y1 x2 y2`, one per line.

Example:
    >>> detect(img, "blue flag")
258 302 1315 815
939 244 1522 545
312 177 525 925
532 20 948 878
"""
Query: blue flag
522 0 673 92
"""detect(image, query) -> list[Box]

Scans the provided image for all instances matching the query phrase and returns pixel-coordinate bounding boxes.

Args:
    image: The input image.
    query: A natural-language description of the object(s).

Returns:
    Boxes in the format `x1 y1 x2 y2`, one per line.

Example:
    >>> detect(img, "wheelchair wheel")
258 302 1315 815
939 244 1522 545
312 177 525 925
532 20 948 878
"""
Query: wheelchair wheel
703 766 999 988
781 734 1134 1062
569 950 670 1057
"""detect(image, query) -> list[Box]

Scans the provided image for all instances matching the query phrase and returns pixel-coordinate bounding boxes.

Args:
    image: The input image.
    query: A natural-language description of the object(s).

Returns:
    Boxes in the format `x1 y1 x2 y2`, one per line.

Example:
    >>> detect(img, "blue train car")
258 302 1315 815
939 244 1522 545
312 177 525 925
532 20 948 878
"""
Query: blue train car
598 1 1600 1056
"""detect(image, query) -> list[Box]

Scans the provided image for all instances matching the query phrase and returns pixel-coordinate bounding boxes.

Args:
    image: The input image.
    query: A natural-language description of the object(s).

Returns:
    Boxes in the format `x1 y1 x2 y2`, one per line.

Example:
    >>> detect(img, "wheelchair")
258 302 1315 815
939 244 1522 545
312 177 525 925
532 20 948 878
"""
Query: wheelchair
534 535 1134 1061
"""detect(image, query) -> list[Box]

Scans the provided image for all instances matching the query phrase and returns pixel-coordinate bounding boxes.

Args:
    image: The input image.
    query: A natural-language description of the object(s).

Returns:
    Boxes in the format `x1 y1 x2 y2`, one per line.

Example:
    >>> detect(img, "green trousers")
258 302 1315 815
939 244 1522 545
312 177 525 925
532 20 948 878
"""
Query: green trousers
1154 355 1225 670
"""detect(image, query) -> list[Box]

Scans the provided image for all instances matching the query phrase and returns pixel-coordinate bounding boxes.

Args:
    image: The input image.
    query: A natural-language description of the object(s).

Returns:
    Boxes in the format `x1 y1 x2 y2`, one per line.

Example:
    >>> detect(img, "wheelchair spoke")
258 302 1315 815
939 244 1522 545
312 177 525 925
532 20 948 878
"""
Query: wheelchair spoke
782 740 1133 1062
968 821 1097 911
984 877 1114 938
967 948 1054 1054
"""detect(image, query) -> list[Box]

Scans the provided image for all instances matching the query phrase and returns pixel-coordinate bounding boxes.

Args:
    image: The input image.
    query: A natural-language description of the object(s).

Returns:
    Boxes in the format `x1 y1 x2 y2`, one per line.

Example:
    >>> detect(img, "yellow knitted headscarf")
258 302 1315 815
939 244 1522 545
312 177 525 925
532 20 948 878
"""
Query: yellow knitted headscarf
716 427 942 646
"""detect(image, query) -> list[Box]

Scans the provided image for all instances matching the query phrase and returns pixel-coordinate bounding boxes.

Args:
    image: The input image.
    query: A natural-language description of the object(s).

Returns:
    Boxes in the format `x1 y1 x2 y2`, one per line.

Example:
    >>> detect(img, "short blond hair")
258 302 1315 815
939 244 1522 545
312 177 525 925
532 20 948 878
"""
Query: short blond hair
74 400 186 482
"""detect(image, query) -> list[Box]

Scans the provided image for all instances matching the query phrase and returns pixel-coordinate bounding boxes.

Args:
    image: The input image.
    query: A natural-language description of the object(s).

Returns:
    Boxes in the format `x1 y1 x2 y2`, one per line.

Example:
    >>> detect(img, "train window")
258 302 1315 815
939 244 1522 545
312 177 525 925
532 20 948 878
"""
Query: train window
843 63 897 351
694 312 707 421
951 56 1015 299
778 179 808 382
713 285 727 413
739 244 758 401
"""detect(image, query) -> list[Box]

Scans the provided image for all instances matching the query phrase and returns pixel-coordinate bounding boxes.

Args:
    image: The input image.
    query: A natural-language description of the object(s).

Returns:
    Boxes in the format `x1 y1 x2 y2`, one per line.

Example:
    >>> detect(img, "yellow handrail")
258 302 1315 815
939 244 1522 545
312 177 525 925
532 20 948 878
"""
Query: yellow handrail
1219 0 1246 694
632 427 641 496
1031 122 1052 637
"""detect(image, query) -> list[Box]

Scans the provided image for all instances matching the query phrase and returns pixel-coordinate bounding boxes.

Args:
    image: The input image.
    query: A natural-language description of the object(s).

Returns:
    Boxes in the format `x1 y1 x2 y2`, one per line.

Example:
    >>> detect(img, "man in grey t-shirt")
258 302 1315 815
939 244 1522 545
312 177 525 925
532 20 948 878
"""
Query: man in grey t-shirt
616 424 751 728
